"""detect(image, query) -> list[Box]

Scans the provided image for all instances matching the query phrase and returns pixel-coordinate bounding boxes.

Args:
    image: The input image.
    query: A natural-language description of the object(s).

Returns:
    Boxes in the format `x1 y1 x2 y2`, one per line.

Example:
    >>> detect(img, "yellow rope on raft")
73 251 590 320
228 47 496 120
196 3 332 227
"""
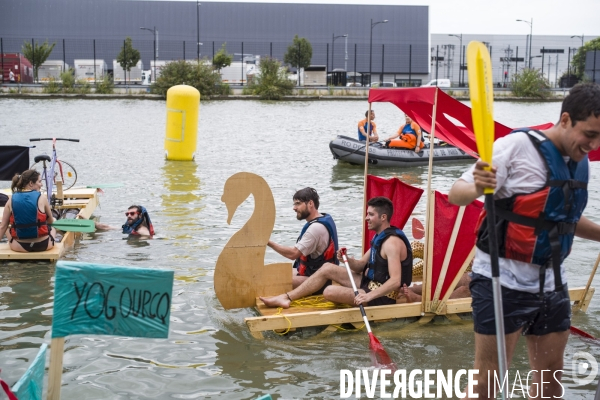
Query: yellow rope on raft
273 307 292 335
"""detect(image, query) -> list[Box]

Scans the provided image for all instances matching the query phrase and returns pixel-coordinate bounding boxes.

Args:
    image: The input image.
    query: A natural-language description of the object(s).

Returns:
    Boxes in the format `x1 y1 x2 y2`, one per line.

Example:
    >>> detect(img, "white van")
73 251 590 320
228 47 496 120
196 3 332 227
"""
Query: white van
421 79 451 88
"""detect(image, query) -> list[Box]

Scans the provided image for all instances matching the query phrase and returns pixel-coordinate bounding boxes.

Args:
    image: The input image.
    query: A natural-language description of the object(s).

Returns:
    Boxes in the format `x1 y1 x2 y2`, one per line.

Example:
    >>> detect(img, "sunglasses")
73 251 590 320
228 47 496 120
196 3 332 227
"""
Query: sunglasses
125 211 139 217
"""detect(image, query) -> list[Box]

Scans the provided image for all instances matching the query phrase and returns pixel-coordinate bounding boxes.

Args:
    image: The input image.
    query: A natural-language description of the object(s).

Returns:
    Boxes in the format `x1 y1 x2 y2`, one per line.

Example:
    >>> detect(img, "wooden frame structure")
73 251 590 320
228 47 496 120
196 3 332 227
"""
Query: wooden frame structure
0 186 99 261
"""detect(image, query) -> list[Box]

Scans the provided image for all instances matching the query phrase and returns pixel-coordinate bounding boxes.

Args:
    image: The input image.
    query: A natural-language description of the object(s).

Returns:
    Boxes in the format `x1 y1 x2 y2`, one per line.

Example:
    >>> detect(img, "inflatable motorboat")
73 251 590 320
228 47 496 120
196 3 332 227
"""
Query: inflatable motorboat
329 135 473 167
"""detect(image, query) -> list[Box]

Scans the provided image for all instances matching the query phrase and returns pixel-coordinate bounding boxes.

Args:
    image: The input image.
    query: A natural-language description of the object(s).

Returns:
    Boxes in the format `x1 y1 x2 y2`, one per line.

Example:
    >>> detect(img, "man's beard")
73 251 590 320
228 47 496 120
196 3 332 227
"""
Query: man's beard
296 209 310 220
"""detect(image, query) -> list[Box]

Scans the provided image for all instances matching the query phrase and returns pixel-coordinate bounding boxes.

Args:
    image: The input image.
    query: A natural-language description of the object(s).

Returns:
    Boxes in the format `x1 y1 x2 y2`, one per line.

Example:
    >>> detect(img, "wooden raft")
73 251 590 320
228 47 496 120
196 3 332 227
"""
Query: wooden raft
245 287 595 337
0 188 99 261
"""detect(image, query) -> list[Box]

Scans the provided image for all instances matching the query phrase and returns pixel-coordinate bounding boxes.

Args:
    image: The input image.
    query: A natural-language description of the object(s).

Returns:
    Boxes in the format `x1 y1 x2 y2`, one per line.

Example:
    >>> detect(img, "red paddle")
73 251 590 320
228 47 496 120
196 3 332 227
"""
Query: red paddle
340 247 396 370
570 326 600 343
412 218 424 240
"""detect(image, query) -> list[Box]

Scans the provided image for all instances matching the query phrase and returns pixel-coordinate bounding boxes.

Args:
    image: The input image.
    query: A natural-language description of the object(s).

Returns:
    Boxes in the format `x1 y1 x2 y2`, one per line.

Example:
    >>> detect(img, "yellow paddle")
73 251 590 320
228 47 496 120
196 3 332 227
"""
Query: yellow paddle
467 41 508 400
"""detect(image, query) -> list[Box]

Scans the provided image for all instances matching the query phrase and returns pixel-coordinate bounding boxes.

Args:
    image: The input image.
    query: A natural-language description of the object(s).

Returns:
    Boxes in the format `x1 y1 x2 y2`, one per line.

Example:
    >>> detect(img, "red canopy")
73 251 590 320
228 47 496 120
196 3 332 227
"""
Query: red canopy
368 88 600 162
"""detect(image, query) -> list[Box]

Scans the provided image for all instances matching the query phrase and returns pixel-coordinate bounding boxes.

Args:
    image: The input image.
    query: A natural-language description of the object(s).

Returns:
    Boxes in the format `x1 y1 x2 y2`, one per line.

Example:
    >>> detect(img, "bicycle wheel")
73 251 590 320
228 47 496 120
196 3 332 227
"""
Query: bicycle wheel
30 160 77 190
56 160 77 190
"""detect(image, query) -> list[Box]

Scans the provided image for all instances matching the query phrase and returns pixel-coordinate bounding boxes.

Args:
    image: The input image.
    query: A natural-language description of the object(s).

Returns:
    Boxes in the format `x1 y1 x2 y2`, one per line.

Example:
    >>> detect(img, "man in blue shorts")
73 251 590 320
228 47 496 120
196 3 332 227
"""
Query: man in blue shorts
448 82 600 399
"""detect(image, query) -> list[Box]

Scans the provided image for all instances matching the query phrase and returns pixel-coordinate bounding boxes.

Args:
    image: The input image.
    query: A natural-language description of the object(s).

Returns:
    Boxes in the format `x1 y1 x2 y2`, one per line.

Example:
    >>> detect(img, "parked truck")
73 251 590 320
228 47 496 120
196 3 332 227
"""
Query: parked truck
150 60 168 82
113 60 144 84
74 59 107 83
38 60 70 82
1 53 34 83
219 56 260 84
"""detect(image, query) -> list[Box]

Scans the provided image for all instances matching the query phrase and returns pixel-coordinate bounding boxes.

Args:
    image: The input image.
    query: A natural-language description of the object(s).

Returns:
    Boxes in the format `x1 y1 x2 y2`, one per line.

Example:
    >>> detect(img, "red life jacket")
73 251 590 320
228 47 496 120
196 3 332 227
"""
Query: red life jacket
9 191 49 239
476 129 588 292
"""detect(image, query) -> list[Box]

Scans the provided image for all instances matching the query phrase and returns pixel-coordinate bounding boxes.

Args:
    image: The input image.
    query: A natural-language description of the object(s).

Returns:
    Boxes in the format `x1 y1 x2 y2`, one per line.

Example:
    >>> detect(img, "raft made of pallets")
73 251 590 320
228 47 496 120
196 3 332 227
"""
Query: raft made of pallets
0 188 99 261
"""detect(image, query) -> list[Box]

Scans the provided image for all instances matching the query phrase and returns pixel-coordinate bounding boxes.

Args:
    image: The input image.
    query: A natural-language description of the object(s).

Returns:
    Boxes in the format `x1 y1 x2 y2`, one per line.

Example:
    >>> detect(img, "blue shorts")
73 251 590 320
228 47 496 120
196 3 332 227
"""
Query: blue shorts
469 272 571 336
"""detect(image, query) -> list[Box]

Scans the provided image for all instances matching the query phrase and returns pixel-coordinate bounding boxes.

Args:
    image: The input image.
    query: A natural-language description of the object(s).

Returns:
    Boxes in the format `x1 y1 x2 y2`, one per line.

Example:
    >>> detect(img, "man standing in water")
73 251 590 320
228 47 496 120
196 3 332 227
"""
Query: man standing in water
267 187 338 290
261 196 412 308
448 83 600 399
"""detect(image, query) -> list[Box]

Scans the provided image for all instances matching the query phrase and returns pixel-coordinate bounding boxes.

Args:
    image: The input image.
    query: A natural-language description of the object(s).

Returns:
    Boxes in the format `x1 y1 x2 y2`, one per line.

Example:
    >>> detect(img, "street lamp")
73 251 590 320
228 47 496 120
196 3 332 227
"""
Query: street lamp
516 18 532 68
332 34 347 71
571 34 584 49
197 1 201 60
370 19 388 86
140 26 158 83
448 33 463 86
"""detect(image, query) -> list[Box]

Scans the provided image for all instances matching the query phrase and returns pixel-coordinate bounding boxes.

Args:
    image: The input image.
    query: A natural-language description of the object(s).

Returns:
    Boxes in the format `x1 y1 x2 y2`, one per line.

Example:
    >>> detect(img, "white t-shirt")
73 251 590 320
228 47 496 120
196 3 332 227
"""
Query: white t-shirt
295 220 330 259
460 130 588 293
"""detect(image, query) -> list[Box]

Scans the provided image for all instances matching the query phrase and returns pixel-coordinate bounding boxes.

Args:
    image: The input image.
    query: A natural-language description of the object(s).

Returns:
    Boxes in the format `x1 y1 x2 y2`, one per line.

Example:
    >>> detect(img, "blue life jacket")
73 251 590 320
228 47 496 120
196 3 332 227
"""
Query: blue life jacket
9 191 49 239
122 206 154 235
401 123 418 137
293 213 339 277
358 120 375 141
476 129 588 292
364 226 412 287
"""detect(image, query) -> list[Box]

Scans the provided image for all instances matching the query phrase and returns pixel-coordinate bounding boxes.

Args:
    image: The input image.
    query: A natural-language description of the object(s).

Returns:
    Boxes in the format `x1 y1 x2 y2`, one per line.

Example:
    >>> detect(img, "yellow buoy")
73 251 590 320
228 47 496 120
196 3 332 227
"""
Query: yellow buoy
164 85 200 161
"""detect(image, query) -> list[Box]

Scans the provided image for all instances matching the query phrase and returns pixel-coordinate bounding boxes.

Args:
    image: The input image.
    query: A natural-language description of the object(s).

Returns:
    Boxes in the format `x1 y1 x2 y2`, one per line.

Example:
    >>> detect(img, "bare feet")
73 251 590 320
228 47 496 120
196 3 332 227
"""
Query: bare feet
397 284 421 303
259 294 291 309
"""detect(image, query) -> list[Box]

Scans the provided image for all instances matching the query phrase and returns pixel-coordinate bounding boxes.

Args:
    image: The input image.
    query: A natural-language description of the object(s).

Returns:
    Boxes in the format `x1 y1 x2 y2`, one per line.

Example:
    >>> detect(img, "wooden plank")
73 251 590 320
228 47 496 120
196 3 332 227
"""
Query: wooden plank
46 337 65 400
423 190 435 313
580 287 595 313
245 302 423 333
574 252 600 312
0 190 98 261
431 205 465 309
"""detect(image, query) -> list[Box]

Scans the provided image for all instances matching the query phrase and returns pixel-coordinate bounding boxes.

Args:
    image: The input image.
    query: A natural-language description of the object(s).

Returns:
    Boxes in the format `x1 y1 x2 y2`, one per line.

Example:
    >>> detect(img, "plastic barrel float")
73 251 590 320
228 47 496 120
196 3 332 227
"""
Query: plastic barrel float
164 85 200 161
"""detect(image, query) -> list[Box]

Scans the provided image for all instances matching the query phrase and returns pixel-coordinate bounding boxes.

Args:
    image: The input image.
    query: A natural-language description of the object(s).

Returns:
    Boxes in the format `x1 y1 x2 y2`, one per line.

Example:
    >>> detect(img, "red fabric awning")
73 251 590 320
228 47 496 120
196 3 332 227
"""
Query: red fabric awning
367 88 600 161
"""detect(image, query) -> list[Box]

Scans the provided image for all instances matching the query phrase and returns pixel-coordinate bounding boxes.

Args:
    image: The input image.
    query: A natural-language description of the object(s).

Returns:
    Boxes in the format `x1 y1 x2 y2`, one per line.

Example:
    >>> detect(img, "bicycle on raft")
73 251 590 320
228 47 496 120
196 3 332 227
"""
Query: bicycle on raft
29 137 79 209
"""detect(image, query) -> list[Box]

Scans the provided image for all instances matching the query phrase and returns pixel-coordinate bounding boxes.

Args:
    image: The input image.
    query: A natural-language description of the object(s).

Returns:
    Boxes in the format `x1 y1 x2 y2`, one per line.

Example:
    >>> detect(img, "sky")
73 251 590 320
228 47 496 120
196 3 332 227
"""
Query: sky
173 0 600 37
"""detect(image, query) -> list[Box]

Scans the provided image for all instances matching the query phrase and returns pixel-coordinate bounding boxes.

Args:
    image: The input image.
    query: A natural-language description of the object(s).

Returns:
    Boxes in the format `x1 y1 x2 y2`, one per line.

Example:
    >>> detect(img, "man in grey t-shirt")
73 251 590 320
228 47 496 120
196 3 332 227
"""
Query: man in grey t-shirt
267 187 339 289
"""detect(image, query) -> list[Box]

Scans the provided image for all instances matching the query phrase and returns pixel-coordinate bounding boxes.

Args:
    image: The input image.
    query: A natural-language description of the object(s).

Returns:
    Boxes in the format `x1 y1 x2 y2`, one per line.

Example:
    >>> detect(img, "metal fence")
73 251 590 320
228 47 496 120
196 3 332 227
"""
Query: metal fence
0 37 431 86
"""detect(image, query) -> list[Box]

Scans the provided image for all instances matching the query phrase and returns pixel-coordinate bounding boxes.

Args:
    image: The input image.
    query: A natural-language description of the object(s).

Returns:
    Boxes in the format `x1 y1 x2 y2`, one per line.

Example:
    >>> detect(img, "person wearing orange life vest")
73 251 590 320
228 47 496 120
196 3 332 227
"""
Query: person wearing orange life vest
357 110 379 142
448 83 600 399
0 170 56 252
266 187 339 290
386 114 424 152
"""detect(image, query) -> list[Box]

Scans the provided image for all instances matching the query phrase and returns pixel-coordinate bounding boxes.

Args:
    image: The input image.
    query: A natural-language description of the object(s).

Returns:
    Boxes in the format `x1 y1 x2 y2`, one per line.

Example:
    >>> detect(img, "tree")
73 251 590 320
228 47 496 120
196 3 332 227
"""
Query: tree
510 68 550 99
283 35 312 86
212 43 232 72
571 37 600 80
116 37 141 82
151 59 227 98
22 40 56 82
249 57 294 100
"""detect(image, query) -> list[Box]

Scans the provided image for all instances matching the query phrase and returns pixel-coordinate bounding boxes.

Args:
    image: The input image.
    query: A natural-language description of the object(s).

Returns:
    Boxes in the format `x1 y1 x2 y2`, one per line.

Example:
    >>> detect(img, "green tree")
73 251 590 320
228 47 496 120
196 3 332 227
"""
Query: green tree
22 40 56 82
510 68 550 99
571 37 600 80
151 59 227 98
249 57 294 100
283 35 312 86
116 37 141 82
212 43 233 72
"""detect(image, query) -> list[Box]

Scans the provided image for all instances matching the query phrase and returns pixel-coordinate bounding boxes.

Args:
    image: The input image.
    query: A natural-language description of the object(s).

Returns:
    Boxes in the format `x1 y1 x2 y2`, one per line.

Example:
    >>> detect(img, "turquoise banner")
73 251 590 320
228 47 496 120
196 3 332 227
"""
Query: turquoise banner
52 261 174 338
11 344 47 400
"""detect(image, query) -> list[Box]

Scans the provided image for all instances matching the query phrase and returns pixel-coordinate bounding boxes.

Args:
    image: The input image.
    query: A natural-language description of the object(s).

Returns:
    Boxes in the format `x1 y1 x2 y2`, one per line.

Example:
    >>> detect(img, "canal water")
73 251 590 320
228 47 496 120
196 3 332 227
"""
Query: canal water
1 98 599 399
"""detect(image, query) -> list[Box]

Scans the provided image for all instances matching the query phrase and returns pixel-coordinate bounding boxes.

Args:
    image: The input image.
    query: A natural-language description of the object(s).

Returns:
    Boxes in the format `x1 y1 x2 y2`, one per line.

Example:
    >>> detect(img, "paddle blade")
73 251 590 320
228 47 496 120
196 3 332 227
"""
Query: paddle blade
51 219 95 233
412 218 424 240
467 41 495 195
86 183 124 189
368 333 396 371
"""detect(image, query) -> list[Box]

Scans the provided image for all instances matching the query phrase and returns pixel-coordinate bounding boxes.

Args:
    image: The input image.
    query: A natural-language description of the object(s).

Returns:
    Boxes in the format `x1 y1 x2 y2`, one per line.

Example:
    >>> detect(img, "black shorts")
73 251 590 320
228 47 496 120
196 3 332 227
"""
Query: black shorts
360 280 396 307
15 237 51 252
470 272 571 336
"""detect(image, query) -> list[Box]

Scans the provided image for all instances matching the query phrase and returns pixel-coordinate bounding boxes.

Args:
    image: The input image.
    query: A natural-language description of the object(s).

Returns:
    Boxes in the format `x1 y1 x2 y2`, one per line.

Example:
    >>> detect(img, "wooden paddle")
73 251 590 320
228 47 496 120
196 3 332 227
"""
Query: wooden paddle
340 247 395 370
467 41 508 400
51 219 95 233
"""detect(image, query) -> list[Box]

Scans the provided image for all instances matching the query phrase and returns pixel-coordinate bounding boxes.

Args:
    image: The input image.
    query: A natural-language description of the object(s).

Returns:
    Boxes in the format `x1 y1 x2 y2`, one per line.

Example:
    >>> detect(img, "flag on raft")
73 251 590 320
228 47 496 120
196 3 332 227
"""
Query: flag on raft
363 175 424 252
428 191 483 302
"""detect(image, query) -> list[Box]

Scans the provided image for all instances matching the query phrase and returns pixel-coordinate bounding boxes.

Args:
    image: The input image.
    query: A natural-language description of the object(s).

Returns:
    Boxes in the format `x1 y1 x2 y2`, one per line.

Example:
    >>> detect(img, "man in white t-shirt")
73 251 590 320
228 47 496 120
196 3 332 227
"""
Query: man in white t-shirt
448 83 600 399
266 187 339 290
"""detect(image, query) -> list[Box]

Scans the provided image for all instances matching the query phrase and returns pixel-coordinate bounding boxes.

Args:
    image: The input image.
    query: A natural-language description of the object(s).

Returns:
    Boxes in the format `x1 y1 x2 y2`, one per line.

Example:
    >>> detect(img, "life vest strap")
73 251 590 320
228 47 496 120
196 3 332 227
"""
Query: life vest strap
494 207 576 236
12 221 47 229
